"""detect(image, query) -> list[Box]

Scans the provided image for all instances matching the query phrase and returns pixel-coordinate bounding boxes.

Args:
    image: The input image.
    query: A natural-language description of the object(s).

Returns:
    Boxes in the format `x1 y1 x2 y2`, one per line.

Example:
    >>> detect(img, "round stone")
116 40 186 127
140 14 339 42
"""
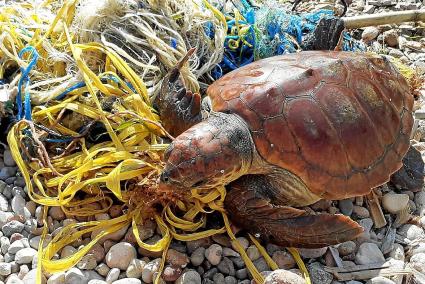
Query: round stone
382 194 409 214
246 245 261 261
106 268 120 283
105 242 137 270
205 244 223 266
264 269 305 284
47 272 65 284
272 251 296 269
175 270 201 284
95 263 110 277
0 262 11 276
15 248 37 264
65 268 88 284
337 241 357 256
166 249 189 268
299 247 327 259
355 243 385 265
126 259 146 279
142 258 161 283
190 247 205 266
162 265 182 282
77 254 97 270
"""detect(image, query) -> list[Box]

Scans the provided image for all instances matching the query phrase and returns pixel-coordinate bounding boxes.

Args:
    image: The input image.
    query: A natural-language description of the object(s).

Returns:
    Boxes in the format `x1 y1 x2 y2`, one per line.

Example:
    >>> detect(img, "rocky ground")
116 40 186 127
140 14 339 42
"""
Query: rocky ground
0 0 425 284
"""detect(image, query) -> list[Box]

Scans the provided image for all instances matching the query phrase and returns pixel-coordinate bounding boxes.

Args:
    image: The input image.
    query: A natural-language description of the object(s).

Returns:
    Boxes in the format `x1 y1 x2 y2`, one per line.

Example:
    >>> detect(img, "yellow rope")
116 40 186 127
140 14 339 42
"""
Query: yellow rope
1 1 312 283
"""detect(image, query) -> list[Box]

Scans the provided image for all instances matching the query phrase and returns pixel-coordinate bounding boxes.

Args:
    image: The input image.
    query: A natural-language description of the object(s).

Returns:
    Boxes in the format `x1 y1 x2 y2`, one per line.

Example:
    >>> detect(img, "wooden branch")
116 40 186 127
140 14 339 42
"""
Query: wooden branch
342 10 425 29
366 190 387 229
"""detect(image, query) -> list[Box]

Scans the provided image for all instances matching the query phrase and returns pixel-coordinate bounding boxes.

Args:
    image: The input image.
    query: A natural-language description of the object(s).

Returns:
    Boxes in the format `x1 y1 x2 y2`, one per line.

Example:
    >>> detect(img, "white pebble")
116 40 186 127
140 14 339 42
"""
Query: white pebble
15 248 37 264
105 242 136 270
106 268 120 283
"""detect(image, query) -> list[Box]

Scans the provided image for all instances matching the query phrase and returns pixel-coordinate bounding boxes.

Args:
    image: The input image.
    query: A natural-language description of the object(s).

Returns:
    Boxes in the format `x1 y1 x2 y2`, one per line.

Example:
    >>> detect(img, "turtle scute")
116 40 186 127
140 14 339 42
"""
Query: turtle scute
207 51 413 199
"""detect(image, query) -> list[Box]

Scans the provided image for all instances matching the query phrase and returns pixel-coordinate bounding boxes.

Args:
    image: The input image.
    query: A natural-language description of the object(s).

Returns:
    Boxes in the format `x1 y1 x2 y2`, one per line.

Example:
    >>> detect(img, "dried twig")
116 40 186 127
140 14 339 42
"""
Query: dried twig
342 10 425 29
366 189 387 228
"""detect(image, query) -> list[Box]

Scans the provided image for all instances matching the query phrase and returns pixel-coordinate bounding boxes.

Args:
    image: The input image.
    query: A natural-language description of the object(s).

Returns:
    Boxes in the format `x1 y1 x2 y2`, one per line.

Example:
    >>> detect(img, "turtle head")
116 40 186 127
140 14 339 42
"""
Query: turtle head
159 113 253 191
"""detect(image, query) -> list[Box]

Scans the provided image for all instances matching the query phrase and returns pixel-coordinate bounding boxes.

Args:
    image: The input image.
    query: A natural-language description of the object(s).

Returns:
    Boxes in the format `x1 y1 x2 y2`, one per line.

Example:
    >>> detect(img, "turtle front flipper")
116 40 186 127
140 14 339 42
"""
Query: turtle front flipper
225 175 363 248
155 48 203 137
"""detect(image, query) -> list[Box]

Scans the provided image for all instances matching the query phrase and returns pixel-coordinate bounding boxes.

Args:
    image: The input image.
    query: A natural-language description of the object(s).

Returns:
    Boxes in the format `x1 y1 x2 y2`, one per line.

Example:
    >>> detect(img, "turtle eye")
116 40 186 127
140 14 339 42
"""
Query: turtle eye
192 180 206 188
160 172 170 183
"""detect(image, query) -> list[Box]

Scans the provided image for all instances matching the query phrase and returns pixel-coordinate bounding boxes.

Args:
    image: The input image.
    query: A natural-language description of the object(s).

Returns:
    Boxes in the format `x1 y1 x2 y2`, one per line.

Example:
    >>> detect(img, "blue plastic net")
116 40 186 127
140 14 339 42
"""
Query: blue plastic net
210 3 365 79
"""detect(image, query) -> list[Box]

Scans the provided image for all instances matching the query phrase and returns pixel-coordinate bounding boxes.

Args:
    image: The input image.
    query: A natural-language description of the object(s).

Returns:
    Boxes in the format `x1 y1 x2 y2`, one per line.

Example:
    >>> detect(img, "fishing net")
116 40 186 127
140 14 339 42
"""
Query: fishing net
214 0 366 77
0 1 311 283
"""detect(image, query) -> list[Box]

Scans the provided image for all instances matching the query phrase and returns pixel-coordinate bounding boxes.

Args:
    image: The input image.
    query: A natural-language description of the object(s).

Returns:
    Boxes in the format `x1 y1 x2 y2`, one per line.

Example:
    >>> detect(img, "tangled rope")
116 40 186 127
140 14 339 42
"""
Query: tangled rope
1 1 311 283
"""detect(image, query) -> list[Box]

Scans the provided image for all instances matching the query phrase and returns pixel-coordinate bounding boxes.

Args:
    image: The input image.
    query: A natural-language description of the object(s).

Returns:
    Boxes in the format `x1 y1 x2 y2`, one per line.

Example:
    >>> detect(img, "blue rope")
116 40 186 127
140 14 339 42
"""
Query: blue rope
55 74 136 101
17 46 39 121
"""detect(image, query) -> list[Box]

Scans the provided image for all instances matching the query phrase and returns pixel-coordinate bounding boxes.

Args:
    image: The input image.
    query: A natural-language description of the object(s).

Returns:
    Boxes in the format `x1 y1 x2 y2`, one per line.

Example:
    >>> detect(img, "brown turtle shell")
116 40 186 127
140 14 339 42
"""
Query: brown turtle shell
207 51 414 200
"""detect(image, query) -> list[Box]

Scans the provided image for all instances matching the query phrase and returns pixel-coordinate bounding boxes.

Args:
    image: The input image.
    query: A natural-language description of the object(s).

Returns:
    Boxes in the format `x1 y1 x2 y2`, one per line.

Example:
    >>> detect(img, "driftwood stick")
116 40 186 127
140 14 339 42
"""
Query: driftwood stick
342 10 425 29
366 189 387 229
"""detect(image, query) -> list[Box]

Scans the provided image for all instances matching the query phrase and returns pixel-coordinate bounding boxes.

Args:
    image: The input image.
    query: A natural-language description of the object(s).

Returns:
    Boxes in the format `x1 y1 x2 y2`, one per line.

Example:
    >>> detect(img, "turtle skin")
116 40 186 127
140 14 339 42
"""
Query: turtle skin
208 51 414 201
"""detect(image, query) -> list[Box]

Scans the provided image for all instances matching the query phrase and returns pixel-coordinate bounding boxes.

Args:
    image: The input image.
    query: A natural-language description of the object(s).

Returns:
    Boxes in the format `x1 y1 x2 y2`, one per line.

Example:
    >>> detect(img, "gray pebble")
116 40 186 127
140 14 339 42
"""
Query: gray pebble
0 167 17 181
235 268 247 280
11 195 25 216
95 263 110 277
8 240 25 254
65 268 88 284
0 263 11 276
2 221 24 237
355 243 385 265
253 257 269 272
2 186 12 200
0 194 9 211
13 178 25 188
222 248 239 258
0 180 6 192
224 276 237 284
308 262 333 284
246 246 260 261
175 270 201 284
4 253 14 263
5 177 16 185
230 257 245 269
217 257 235 276
10 262 19 274
367 276 396 284
46 272 65 284
190 247 205 266
203 268 217 279
338 199 354 216
1 236 10 254
337 241 357 256
213 273 225 284
3 150 16 167
11 187 25 199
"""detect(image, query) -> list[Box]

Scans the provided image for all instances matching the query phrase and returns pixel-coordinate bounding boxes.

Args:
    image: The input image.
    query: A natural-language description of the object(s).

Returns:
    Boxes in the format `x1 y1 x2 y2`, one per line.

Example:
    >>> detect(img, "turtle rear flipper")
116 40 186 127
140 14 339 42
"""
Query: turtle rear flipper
155 48 203 137
225 175 363 248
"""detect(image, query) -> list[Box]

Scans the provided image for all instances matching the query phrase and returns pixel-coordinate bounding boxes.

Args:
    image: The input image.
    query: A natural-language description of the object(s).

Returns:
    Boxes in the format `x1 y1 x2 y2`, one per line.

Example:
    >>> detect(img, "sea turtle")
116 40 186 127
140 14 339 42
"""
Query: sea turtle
155 50 414 248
